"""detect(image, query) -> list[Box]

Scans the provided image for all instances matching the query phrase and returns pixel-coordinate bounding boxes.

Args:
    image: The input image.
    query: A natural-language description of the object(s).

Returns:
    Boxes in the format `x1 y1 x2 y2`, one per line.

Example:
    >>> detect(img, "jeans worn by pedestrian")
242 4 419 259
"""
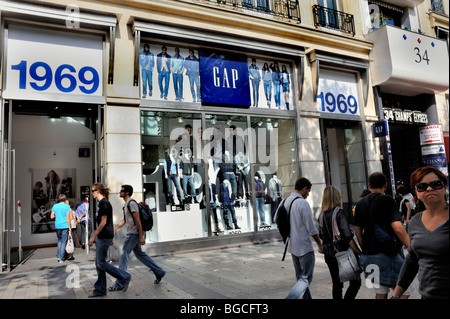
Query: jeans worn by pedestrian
93 238 131 295
56 228 68 261
113 233 165 288
286 250 315 299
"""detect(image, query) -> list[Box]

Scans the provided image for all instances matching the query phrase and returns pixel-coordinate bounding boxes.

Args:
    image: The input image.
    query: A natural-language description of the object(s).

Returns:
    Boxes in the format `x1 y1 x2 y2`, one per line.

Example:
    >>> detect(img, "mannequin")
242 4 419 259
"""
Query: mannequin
220 175 240 230
268 174 283 224
254 174 267 226
164 153 182 205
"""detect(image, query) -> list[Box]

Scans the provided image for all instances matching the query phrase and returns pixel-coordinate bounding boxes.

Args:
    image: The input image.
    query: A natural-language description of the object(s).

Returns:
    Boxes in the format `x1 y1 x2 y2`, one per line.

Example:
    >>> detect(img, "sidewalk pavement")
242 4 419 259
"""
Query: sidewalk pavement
0 240 420 300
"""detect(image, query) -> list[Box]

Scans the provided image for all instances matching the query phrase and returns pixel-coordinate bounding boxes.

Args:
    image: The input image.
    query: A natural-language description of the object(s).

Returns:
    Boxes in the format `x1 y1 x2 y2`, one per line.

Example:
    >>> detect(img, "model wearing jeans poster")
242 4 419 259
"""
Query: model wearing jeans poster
157 45 171 100
249 58 261 107
184 49 200 103
140 43 154 98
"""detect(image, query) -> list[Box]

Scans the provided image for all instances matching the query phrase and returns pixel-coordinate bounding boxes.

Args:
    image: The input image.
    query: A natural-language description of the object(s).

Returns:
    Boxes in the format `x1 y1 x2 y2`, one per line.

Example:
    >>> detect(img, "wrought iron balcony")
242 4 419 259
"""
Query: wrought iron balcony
312 5 355 36
191 0 301 23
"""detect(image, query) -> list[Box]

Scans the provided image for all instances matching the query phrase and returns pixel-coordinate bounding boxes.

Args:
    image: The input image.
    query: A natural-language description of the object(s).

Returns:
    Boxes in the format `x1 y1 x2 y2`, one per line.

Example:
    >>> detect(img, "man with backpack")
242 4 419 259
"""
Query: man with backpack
354 172 412 299
281 177 323 299
109 185 166 291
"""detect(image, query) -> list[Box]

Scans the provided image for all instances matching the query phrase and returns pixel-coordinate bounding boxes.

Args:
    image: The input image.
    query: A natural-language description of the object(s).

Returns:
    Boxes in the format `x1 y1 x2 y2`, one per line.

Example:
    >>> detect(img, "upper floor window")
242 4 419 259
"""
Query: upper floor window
430 0 446 15
369 0 403 30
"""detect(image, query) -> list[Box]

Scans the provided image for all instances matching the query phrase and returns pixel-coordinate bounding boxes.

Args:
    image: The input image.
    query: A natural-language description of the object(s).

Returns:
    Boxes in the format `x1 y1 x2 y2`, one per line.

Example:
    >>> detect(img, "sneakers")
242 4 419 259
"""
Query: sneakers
154 271 165 284
108 275 131 292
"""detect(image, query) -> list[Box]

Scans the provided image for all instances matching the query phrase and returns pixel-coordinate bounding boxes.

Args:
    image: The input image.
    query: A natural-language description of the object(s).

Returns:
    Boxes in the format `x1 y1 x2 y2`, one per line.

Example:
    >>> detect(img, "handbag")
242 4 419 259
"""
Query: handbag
319 207 362 282
335 247 362 282
66 232 74 254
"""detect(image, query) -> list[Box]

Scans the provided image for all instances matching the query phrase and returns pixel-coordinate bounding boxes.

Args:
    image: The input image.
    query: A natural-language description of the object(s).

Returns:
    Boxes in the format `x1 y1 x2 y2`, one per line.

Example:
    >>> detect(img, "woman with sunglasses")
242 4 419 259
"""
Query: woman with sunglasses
392 166 449 299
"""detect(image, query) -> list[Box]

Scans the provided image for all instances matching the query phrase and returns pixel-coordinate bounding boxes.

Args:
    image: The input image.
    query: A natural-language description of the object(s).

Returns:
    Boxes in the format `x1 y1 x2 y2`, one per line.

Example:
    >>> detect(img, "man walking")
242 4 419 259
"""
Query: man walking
282 177 323 299
109 185 166 291
354 172 412 299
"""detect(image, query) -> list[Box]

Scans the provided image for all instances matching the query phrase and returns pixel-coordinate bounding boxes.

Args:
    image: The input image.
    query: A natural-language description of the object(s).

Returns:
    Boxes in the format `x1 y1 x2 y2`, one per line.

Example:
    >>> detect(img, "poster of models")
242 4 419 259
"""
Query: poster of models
139 42 293 109
31 168 76 234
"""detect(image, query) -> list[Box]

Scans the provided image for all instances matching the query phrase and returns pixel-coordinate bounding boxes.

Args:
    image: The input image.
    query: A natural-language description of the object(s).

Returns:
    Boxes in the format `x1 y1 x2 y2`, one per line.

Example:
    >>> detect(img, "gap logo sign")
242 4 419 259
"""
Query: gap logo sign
200 52 251 107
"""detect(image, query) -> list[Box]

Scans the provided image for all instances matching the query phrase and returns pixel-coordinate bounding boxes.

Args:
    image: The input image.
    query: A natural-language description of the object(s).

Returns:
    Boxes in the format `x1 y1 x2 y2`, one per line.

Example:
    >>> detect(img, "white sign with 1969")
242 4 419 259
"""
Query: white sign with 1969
317 68 360 116
4 24 104 103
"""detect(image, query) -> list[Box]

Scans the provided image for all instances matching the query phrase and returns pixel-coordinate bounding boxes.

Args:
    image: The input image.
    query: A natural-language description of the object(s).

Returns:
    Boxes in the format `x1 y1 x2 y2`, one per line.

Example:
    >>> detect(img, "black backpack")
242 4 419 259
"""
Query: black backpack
127 199 154 232
274 197 299 261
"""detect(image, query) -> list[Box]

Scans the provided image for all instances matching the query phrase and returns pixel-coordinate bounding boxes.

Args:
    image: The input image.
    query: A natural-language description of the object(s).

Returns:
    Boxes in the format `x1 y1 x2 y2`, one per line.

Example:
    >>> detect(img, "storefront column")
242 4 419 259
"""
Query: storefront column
104 104 143 259
297 114 325 218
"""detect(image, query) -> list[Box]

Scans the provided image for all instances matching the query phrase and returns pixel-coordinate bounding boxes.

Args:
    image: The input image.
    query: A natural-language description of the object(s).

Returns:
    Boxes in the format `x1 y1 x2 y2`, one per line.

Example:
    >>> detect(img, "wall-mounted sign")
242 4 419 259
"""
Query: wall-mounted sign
200 52 251 107
383 108 428 125
420 125 448 177
4 24 104 103
373 120 389 138
317 68 360 116
420 125 444 145
421 144 446 156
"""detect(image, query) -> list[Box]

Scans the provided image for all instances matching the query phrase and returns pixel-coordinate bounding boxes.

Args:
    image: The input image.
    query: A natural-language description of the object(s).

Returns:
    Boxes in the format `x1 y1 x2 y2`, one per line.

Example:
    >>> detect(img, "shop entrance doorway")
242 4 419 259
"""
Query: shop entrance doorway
320 119 367 221
1 100 100 271
389 124 423 190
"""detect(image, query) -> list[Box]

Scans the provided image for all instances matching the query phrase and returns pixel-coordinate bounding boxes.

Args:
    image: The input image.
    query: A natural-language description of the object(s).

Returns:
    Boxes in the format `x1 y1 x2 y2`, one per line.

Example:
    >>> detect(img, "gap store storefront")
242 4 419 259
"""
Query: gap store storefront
133 20 302 250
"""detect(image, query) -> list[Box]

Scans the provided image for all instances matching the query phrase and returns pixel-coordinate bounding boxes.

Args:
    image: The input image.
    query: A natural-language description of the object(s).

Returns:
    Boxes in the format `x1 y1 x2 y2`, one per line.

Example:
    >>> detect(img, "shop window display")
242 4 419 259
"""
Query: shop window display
140 111 298 242
250 117 297 228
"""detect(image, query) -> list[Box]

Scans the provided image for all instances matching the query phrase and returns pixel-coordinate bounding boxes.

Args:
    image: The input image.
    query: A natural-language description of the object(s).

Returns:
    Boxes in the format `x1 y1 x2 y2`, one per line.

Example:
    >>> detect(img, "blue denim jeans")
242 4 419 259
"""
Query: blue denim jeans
114 233 165 288
256 197 266 223
251 79 260 106
173 73 183 100
286 250 315 299
56 228 68 261
93 238 131 295
273 82 281 108
263 81 271 104
222 202 237 226
188 75 200 102
167 174 181 202
141 69 153 96
158 70 170 98
182 175 196 197
360 251 405 289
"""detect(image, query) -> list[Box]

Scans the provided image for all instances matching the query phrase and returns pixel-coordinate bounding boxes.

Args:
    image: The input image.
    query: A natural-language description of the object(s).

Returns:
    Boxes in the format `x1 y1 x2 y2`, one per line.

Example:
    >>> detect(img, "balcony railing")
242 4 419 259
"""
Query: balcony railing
312 5 355 36
191 0 301 23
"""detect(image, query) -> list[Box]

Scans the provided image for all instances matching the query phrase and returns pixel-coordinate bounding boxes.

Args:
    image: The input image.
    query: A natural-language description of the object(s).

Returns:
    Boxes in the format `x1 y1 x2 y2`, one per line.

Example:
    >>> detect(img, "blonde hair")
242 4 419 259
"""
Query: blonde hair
92 182 110 199
321 185 342 212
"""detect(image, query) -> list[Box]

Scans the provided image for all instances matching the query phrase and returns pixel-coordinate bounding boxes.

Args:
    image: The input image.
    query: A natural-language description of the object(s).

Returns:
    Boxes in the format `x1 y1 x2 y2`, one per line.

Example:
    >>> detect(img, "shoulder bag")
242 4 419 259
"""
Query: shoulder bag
320 207 362 282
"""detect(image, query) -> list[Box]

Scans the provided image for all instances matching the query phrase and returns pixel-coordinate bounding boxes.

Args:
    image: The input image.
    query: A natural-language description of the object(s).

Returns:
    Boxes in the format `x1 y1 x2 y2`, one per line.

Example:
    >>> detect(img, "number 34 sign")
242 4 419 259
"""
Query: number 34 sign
4 24 104 103
317 69 360 116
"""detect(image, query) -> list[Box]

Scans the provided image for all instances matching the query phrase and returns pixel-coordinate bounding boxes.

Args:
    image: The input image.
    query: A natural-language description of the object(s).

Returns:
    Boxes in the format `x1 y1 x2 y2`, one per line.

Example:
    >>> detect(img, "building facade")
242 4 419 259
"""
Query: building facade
0 0 447 271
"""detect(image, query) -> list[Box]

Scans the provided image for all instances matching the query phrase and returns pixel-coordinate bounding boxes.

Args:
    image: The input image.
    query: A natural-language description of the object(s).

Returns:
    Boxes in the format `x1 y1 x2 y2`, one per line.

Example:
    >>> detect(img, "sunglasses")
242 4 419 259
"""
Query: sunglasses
91 189 98 193
415 180 445 193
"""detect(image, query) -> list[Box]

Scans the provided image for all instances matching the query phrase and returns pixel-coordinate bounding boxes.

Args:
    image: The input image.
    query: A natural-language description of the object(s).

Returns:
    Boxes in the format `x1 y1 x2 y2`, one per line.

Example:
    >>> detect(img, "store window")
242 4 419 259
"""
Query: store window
141 111 206 242
250 117 298 228
141 111 298 241
204 114 254 234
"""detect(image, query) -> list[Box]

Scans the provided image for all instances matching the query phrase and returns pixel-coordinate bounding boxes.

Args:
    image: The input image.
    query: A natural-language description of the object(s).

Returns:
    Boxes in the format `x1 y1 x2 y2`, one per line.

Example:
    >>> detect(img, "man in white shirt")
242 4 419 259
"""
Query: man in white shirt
284 177 323 299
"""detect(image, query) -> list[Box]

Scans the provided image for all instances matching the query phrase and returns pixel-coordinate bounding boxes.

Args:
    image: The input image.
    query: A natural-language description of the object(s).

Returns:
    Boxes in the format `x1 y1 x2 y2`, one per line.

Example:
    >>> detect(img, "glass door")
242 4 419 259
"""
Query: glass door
1 100 14 272
321 119 367 221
